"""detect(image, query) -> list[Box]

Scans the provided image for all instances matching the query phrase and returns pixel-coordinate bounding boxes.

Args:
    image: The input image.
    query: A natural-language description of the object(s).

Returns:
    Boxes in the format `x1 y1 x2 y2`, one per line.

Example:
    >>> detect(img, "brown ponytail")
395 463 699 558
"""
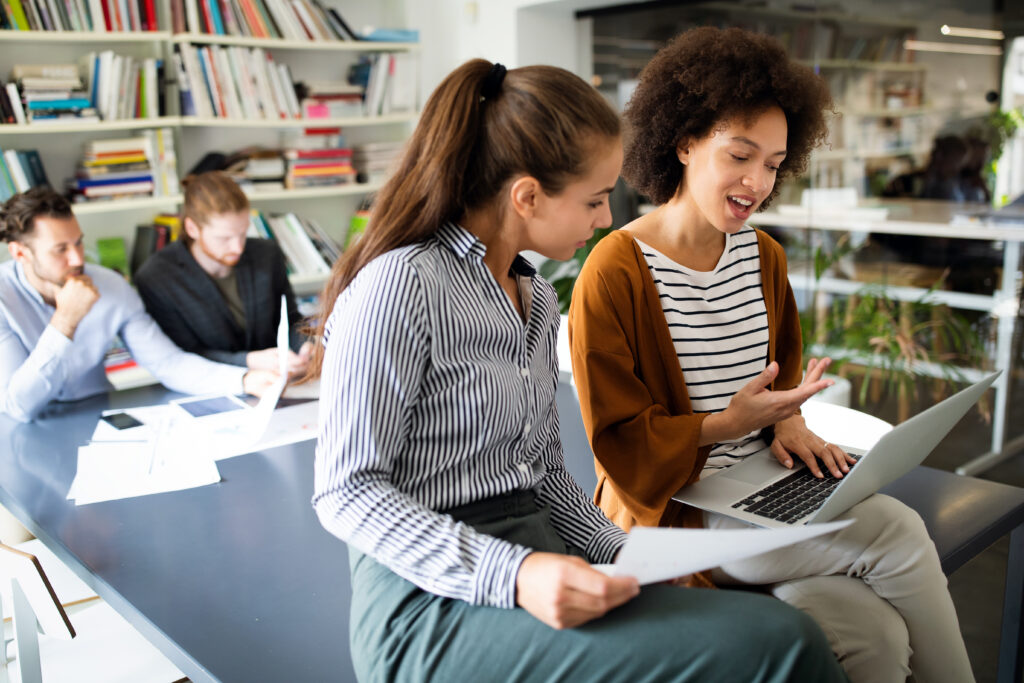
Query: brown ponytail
307 58 620 376
181 171 249 246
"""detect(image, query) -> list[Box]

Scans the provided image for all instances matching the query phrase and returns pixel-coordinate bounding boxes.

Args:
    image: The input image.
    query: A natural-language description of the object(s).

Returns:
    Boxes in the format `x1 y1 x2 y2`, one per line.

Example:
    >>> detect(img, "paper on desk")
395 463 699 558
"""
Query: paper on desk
67 442 221 505
593 519 853 585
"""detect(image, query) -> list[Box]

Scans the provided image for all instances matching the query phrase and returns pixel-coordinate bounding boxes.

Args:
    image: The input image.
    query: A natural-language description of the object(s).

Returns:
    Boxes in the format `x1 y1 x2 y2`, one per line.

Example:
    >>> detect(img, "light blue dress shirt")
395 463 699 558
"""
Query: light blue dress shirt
0 260 247 422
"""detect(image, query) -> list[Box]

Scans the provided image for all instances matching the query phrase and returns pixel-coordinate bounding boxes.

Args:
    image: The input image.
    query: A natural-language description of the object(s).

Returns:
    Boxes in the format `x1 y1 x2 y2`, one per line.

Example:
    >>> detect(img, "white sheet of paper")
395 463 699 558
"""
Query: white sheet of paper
68 442 221 505
277 293 289 377
593 519 853 585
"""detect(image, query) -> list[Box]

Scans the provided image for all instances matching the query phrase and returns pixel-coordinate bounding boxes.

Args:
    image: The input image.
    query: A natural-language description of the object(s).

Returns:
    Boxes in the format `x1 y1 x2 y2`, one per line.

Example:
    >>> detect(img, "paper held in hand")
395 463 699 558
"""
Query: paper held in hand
593 519 853 585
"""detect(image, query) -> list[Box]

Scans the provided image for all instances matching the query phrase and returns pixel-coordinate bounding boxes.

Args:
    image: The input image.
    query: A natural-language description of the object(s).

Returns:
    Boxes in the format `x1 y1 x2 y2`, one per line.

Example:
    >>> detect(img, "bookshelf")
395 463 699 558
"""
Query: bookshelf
0 9 418 268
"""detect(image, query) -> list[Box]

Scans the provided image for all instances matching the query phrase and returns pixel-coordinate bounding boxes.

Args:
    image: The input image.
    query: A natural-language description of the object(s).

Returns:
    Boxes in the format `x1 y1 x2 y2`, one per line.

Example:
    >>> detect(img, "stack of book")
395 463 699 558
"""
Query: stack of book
351 141 403 184
249 209 340 277
0 148 50 200
228 151 286 192
4 64 96 125
284 146 354 189
68 130 178 203
174 44 300 120
0 0 161 31
171 0 359 42
297 80 363 119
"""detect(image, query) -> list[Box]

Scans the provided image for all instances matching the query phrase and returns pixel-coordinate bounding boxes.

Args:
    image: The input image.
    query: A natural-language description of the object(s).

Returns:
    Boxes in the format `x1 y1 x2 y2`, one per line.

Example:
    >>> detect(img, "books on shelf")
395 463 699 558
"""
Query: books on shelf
82 52 163 121
284 146 354 188
130 212 179 275
225 148 286 191
3 63 97 125
175 43 300 120
68 129 177 203
1 57 163 126
349 52 418 117
0 0 161 31
248 208 339 276
0 147 51 200
351 141 402 184
296 80 363 119
172 0 358 42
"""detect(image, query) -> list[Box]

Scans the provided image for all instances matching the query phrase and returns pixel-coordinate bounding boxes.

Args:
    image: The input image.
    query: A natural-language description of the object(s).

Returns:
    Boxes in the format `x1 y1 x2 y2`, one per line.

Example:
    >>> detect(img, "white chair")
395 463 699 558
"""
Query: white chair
1 541 184 683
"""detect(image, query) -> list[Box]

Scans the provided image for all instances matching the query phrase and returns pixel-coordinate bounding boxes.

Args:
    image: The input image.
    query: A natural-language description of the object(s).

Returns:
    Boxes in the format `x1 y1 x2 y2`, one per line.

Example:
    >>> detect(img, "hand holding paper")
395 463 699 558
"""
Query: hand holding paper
594 520 853 585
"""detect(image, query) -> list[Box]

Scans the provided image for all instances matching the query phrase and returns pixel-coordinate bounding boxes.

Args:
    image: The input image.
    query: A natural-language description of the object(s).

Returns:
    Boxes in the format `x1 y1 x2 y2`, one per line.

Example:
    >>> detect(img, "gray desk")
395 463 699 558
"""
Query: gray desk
0 385 357 683
3 383 1023 682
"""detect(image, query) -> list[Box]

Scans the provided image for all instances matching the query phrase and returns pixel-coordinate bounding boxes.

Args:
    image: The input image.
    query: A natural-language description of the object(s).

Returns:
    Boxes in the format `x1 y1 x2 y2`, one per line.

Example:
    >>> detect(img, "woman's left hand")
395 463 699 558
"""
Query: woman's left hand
770 415 858 479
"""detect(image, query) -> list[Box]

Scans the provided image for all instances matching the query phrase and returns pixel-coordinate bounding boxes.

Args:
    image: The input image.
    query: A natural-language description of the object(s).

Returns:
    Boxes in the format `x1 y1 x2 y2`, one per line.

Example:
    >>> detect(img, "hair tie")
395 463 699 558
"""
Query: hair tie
481 63 507 101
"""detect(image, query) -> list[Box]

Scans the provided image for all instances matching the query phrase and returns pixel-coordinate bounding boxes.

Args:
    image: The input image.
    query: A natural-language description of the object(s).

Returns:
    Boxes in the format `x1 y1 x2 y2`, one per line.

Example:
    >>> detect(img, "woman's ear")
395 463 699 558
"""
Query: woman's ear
676 140 691 166
508 176 541 219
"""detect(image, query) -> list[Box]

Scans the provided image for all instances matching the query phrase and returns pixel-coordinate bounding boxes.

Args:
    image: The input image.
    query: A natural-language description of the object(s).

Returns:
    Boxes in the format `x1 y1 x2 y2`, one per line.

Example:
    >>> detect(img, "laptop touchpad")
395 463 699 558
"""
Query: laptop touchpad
721 456 791 485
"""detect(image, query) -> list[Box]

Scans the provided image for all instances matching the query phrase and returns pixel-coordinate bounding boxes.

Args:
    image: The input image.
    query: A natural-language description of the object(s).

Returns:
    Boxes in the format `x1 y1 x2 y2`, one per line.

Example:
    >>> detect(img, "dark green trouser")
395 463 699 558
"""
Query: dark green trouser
349 492 848 683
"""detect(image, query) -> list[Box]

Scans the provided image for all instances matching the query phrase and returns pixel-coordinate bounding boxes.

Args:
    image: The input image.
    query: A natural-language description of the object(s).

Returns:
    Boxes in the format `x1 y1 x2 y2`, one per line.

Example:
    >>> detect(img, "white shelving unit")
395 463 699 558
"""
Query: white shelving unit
171 33 416 52
70 195 184 215
0 22 417 275
177 113 415 128
0 29 172 42
0 116 183 134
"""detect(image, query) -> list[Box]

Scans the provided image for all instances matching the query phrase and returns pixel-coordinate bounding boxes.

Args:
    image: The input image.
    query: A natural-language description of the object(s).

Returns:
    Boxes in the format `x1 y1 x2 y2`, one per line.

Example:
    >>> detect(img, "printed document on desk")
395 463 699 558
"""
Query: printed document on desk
67 441 221 505
593 519 852 584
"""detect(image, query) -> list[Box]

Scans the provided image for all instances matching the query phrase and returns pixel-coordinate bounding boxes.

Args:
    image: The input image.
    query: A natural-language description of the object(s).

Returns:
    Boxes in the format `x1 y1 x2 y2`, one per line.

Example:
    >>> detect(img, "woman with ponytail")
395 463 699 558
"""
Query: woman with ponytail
310 59 846 682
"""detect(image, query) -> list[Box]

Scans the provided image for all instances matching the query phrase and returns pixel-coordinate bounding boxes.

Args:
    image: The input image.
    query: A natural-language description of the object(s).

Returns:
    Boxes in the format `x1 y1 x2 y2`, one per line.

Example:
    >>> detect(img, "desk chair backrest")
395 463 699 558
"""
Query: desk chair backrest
1 543 75 683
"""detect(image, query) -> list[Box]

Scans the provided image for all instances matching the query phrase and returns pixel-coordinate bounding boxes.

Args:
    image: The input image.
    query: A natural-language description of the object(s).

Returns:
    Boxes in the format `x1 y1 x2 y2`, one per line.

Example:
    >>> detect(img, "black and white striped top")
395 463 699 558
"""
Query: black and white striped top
313 222 626 609
637 227 769 473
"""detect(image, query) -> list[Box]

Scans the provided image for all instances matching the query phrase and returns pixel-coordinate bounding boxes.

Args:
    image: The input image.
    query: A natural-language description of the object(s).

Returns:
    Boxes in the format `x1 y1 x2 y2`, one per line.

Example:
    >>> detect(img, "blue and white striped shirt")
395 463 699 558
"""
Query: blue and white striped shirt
312 222 626 609
638 228 769 473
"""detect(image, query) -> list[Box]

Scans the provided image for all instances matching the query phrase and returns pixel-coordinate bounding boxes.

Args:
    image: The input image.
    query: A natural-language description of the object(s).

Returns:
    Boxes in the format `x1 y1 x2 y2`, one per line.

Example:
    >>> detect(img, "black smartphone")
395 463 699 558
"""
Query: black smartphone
101 412 144 430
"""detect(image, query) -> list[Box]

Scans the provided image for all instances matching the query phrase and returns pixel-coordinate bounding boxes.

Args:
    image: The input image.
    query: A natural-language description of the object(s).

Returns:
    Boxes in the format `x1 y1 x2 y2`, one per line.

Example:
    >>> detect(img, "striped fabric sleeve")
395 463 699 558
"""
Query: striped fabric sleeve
312 256 532 608
532 344 627 564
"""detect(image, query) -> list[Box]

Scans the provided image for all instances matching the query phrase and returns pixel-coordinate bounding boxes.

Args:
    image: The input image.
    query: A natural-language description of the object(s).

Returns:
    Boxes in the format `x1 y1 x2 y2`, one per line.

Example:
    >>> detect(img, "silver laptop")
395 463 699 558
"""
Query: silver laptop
674 371 1000 528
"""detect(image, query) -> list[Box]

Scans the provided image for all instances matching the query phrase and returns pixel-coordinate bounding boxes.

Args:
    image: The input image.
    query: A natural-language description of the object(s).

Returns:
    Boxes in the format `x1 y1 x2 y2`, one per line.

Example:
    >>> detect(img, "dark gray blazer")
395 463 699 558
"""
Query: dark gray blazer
134 239 306 367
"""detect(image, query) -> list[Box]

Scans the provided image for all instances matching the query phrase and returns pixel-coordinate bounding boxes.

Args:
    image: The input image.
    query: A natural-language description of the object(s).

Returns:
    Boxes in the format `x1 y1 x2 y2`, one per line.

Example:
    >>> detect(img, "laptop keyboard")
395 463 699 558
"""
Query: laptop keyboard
731 455 861 524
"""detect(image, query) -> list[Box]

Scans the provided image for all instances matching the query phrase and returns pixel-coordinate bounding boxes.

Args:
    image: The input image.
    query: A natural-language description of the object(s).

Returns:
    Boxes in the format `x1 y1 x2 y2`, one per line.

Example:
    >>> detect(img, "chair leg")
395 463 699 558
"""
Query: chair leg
997 525 1024 683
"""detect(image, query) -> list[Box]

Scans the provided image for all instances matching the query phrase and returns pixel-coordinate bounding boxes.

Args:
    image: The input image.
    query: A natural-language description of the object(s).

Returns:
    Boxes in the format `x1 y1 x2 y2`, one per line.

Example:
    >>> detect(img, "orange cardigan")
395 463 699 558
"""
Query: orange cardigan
568 229 803 535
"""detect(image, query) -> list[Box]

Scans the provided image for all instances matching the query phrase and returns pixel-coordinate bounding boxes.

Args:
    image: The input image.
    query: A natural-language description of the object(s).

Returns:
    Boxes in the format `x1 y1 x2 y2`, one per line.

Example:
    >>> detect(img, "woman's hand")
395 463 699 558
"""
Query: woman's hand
515 552 640 629
771 414 859 479
702 358 834 445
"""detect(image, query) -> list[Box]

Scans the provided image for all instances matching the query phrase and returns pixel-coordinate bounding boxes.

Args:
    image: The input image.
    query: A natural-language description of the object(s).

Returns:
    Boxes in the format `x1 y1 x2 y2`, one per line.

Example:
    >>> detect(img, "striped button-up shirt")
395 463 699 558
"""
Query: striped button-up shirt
313 222 626 609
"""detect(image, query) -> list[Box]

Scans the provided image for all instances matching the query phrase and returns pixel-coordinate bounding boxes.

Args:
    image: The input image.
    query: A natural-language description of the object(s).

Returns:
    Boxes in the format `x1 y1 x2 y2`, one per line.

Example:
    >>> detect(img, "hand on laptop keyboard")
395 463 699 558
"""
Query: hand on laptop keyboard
771 413 860 479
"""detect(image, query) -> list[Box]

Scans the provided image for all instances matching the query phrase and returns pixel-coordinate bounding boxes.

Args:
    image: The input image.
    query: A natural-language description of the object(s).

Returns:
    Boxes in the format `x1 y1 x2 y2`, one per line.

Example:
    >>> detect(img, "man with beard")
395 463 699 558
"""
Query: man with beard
0 187 279 422
134 171 312 375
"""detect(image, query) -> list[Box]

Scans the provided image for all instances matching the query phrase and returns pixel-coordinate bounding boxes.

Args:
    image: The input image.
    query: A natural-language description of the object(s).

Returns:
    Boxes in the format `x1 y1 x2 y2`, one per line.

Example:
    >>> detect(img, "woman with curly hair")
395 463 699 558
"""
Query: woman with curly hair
569 27 973 683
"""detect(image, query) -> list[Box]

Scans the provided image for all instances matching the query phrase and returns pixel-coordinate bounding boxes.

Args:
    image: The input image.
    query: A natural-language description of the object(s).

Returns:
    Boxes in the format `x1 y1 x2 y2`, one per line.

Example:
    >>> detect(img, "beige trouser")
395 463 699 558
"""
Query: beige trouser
707 493 974 683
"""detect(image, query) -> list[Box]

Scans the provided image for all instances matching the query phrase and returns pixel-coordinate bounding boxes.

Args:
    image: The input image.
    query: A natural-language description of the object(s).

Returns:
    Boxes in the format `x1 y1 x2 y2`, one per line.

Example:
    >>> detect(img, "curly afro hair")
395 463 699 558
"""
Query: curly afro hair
622 26 834 208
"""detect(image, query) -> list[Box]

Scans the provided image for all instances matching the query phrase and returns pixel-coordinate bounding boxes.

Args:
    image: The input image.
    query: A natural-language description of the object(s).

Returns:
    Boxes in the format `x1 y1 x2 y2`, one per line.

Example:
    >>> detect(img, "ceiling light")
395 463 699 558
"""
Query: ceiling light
905 40 1003 56
940 25 1004 40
